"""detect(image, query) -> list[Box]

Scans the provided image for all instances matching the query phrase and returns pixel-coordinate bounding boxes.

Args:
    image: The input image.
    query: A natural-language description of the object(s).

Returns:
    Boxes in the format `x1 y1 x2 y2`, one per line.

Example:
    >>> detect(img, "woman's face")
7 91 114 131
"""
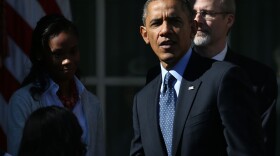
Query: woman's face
45 31 80 82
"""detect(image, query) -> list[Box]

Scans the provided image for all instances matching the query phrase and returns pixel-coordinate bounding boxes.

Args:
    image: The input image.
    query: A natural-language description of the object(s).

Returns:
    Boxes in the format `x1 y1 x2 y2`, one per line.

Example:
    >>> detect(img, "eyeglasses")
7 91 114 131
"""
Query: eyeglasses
194 10 231 20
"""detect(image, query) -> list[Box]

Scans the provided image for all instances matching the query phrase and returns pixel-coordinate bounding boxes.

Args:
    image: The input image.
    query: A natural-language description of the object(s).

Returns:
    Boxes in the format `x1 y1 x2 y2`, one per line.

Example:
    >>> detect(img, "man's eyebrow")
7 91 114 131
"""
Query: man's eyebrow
167 16 181 20
162 16 183 23
149 18 162 25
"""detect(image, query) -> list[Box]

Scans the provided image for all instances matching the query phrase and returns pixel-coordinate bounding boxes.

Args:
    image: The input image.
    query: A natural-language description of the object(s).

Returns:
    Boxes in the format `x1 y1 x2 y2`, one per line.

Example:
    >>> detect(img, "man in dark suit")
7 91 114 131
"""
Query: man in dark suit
131 0 265 155
191 0 278 155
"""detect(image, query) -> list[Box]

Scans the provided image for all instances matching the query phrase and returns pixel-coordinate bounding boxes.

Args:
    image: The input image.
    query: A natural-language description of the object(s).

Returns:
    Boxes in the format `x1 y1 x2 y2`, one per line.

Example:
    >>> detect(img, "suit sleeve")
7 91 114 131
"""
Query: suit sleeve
217 66 265 156
130 95 144 156
258 69 277 156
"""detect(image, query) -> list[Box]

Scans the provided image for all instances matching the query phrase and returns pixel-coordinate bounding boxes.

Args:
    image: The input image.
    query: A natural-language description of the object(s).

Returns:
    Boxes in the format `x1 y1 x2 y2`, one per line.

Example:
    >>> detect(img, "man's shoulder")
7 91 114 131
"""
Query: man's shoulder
226 52 276 78
202 60 241 81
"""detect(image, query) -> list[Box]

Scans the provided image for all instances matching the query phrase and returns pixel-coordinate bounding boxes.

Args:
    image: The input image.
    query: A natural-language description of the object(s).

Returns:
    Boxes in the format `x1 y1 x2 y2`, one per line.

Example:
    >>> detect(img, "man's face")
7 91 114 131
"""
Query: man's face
140 0 196 69
193 0 234 47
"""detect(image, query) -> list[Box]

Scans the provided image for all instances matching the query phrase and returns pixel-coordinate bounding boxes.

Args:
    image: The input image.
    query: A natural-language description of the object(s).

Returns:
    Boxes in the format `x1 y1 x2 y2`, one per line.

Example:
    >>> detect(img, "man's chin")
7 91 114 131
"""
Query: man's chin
193 36 210 46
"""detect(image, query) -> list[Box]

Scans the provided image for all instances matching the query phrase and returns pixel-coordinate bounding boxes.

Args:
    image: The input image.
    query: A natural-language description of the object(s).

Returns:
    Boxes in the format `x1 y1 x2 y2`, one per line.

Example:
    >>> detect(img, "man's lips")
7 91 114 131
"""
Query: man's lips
196 29 208 36
197 29 205 32
159 40 175 48
197 28 208 33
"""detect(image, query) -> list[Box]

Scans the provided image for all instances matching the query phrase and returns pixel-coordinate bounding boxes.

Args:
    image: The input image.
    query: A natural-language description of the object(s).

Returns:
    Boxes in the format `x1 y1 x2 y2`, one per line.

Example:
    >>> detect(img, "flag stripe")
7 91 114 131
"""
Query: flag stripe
4 37 31 83
0 66 20 102
6 0 45 29
55 0 72 20
38 0 62 15
5 2 33 56
0 128 6 150
0 95 6 148
0 94 8 134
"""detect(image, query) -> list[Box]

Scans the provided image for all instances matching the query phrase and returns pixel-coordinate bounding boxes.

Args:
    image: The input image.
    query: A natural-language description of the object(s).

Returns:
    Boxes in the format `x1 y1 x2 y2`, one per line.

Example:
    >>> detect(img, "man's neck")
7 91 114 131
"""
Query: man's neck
194 41 227 59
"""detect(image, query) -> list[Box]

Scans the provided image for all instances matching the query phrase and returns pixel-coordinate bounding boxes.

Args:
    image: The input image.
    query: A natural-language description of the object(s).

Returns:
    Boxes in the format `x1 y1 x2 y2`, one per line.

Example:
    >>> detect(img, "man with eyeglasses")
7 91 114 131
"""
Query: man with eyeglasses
192 0 277 155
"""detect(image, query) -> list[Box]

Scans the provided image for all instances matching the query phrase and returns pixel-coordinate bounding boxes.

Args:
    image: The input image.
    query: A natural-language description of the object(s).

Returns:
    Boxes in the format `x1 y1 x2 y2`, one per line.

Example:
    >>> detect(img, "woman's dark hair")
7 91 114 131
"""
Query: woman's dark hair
18 106 86 156
21 14 79 100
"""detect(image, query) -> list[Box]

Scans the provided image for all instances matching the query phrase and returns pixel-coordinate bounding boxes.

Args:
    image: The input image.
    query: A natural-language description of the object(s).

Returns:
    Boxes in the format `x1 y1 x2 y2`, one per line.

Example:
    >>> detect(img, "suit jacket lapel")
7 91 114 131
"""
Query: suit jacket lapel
172 51 207 155
146 75 167 155
172 79 201 155
146 51 213 155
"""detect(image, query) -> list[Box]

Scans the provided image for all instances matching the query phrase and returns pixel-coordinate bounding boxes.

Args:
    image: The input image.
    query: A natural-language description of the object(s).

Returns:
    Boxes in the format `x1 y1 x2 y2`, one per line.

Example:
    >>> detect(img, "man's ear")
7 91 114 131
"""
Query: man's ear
190 20 198 39
227 14 235 29
140 26 150 44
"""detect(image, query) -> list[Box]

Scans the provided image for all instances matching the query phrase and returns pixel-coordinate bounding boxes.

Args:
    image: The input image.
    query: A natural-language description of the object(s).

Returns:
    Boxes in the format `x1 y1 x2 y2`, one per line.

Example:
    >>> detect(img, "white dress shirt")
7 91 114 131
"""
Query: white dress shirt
212 43 228 61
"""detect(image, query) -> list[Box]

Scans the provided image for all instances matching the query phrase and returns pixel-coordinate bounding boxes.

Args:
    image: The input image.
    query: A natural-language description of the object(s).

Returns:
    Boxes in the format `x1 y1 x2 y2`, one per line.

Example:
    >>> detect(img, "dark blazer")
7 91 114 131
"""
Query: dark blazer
146 48 278 156
131 52 264 156
225 48 277 156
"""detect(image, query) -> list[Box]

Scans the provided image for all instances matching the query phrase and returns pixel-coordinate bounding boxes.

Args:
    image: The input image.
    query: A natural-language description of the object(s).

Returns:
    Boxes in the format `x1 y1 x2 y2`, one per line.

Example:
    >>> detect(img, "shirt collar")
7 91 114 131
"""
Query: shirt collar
43 76 85 97
212 43 228 61
160 47 192 81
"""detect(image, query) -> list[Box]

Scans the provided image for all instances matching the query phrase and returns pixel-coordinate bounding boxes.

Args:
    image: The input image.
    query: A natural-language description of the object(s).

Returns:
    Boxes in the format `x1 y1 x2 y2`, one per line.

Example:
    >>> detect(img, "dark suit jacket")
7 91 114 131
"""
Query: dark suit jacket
225 49 277 156
146 48 278 156
131 52 265 156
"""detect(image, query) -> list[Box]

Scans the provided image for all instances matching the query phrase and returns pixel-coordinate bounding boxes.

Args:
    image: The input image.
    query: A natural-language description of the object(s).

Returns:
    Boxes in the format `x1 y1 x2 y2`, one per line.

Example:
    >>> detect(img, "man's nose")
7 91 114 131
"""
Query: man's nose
194 12 204 23
160 21 172 36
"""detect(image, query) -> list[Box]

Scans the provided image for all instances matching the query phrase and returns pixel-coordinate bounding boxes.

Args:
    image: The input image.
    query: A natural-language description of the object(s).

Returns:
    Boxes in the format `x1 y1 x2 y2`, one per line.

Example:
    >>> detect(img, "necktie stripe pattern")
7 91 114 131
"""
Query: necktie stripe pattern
159 72 177 156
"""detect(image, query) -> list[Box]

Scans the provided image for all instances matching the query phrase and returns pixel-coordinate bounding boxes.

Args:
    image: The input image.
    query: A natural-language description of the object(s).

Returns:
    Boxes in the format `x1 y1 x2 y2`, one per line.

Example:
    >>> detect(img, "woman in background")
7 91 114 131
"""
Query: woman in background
7 14 104 156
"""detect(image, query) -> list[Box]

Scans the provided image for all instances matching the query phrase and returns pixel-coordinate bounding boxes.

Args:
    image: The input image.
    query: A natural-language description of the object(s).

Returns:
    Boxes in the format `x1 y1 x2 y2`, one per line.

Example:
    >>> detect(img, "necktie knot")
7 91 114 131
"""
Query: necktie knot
164 72 176 89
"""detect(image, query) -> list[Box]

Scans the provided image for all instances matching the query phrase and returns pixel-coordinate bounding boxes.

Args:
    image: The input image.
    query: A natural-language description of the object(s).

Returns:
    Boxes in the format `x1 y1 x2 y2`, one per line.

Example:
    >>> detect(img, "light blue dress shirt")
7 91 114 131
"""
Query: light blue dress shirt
41 76 88 145
160 47 192 97
212 43 228 61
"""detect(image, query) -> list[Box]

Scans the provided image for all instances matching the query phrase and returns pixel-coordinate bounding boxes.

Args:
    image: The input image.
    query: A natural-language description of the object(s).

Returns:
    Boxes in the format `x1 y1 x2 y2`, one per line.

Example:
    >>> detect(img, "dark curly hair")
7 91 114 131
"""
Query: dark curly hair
18 106 86 156
21 14 79 100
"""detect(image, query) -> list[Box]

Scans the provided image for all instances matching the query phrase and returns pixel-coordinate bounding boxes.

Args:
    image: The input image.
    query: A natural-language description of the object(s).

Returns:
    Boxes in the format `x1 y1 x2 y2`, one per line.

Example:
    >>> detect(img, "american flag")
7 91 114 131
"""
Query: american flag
0 0 72 150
